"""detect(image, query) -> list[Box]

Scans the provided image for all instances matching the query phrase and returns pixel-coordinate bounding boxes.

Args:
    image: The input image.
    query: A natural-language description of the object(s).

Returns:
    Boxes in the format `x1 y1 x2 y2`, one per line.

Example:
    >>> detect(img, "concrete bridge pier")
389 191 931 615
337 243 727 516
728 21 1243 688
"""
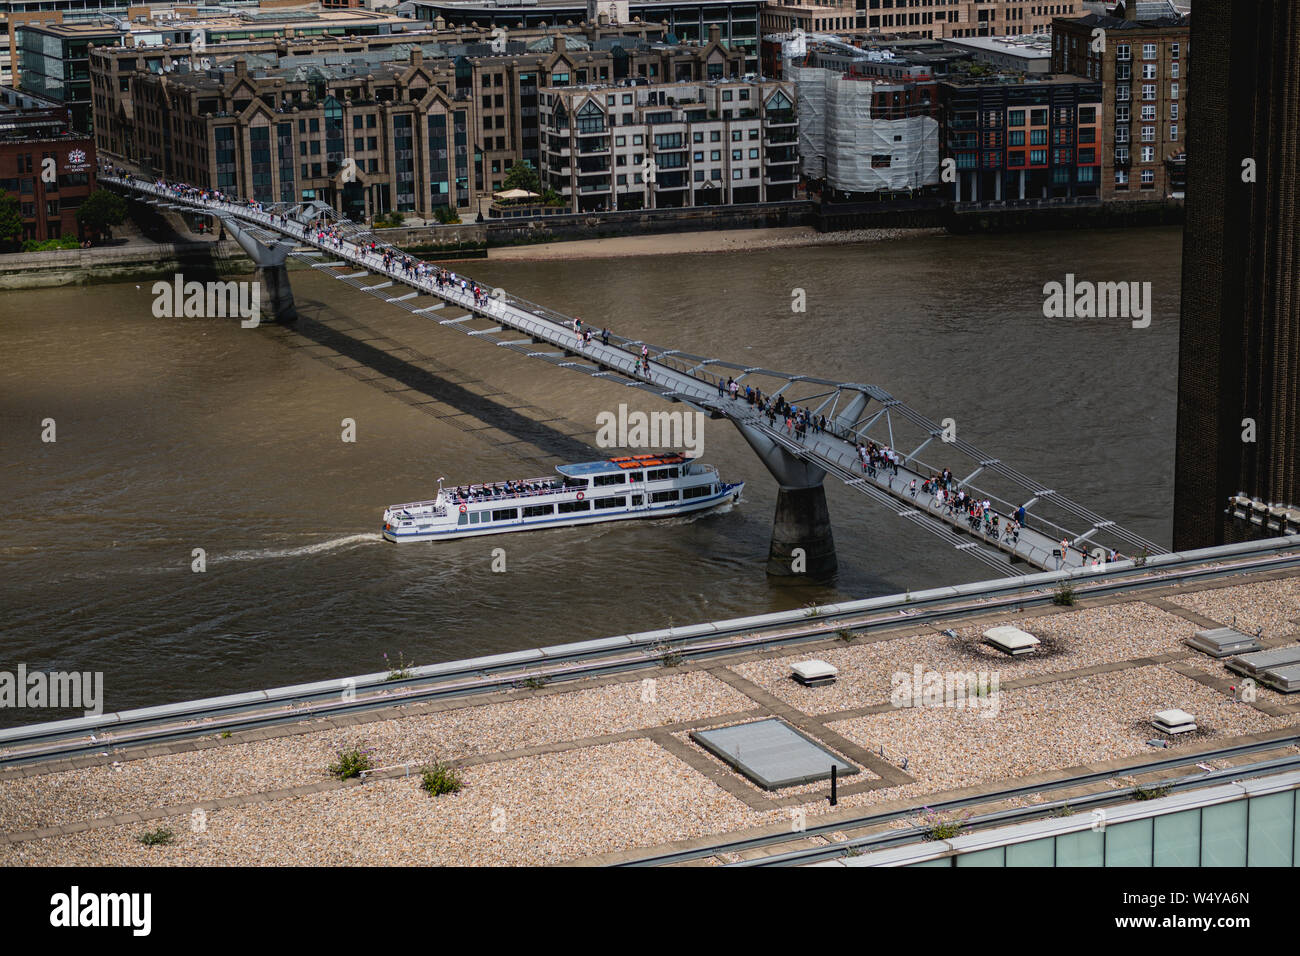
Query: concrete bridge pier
734 423 837 580
221 216 298 323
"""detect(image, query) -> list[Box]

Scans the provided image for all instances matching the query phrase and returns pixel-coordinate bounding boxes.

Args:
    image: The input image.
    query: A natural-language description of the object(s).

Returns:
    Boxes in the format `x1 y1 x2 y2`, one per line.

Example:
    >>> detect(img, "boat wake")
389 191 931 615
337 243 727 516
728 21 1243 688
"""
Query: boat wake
216 533 384 562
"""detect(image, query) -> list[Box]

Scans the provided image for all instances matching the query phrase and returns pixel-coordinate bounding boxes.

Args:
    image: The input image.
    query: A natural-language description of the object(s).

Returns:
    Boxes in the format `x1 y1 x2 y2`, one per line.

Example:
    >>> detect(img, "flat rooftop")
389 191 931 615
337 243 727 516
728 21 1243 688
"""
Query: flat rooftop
2 565 1299 865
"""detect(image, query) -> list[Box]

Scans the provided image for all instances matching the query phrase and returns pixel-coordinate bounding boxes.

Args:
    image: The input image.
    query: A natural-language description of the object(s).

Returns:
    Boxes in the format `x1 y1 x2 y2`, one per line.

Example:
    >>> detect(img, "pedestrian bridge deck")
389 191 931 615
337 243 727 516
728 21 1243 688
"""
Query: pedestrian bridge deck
107 175 1165 575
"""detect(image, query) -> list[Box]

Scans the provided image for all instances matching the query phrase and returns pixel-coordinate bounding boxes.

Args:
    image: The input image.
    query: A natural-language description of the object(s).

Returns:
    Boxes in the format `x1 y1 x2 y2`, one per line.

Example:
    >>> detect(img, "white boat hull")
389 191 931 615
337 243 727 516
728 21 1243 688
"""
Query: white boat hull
383 481 742 543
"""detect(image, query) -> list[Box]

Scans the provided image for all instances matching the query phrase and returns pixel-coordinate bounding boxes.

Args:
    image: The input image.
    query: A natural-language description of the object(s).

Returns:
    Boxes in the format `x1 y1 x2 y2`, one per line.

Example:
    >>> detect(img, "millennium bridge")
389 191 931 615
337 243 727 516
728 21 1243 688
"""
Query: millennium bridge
105 173 1165 577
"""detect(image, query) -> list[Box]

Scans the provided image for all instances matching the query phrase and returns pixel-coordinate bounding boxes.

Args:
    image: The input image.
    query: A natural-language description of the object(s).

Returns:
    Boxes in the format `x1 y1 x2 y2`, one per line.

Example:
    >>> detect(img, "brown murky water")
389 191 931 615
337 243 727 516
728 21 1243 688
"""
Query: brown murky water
0 226 1182 722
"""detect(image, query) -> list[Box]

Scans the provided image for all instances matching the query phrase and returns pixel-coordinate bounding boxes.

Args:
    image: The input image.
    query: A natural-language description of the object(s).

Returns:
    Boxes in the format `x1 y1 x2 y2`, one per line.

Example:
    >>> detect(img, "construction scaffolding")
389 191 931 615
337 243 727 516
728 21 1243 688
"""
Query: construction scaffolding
788 63 939 193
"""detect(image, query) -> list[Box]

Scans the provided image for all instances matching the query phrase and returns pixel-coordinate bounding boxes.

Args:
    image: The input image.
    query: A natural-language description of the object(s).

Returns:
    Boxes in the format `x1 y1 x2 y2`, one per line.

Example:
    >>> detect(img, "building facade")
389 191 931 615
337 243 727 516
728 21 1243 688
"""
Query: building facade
404 0 763 72
109 31 748 220
1173 0 1300 548
1051 9 1189 200
939 74 1101 202
761 1 1083 39
539 75 797 210
0 86 96 241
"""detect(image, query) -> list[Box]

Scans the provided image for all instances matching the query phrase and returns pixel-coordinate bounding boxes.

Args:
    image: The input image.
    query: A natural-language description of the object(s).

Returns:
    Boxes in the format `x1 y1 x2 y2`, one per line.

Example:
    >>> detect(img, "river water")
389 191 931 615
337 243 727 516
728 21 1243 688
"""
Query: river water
0 226 1182 723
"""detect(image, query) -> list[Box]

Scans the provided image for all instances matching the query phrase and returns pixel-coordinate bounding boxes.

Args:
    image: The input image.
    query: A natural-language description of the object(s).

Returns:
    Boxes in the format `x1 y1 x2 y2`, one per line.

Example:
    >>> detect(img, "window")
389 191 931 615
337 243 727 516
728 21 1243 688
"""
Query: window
1142 63 1157 80
710 131 721 142
557 499 591 514
1170 104 1179 120
1141 146 1155 162
1117 86 1131 102
1142 84 1156 101
710 150 721 161
1170 61 1179 78
1116 169 1129 185
650 490 680 503
732 149 742 161
693 131 703 143
1169 124 1178 141
1030 149 1046 164
593 473 626 486
1030 129 1047 145
522 504 554 518
1009 109 1025 126
1116 106 1131 122
1030 109 1047 125
694 151 704 161
683 485 713 500
1142 42 1157 59
1170 82 1179 99
748 148 759 159
1116 43 1131 62
1171 42 1180 59
1079 107 1096 124
1141 126 1155 142
594 496 626 510
615 136 626 146
1141 105 1156 121
1009 131 1025 146
1141 169 1155 185
491 508 518 522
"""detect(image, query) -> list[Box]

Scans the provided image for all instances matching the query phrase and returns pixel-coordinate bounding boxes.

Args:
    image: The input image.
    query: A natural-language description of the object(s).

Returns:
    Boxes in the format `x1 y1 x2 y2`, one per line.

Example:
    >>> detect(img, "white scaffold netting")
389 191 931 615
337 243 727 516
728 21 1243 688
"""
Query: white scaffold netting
790 66 827 181
824 76 939 192
790 67 941 192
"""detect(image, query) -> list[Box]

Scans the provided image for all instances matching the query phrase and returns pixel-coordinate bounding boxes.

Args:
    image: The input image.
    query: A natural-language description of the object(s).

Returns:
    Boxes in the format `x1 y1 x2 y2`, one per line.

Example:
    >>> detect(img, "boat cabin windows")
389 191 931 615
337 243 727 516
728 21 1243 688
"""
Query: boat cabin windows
558 499 591 514
682 485 713 500
594 496 626 510
650 489 680 503
628 472 643 482
522 504 554 518
564 478 589 489
492 508 518 522
593 473 627 487
631 494 644 505
645 467 679 481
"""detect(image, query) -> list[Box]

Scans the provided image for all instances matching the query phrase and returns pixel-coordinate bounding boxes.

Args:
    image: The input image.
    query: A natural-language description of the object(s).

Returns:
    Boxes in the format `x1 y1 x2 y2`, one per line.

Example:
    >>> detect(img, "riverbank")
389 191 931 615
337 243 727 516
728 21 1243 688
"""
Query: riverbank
0 238 249 290
487 225 944 262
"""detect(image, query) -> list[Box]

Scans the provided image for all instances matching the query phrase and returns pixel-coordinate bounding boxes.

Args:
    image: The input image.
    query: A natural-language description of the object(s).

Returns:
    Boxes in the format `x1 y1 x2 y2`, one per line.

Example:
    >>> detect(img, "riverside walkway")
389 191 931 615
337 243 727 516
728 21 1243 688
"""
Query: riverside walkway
106 174 1164 574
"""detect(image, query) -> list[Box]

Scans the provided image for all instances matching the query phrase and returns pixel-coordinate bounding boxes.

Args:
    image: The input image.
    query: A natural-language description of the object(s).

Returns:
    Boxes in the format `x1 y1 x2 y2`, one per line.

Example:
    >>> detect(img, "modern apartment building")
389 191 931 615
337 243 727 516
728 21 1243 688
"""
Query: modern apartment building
1051 6 1188 200
538 73 797 210
89 18 668 159
403 0 763 71
0 86 96 241
109 31 747 220
761 1 1083 39
15 7 418 132
939 73 1101 202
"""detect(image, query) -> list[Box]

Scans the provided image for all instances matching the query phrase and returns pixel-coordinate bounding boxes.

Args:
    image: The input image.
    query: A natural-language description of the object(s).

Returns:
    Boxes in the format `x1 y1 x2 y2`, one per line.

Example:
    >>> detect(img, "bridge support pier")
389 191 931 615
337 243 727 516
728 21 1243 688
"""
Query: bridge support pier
221 215 299 324
255 262 297 323
769 485 837 579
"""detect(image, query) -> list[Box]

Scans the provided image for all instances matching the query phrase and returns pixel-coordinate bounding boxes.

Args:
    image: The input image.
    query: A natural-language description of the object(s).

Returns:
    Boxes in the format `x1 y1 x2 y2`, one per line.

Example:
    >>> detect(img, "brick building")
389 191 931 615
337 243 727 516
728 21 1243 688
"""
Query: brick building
107 30 747 220
1173 0 1300 547
1051 7 1189 200
0 88 97 242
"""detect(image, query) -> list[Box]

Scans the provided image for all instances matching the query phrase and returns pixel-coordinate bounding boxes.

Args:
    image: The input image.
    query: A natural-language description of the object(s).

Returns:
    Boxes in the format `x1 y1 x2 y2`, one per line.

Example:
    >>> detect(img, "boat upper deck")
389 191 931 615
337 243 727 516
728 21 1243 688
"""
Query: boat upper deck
555 454 694 478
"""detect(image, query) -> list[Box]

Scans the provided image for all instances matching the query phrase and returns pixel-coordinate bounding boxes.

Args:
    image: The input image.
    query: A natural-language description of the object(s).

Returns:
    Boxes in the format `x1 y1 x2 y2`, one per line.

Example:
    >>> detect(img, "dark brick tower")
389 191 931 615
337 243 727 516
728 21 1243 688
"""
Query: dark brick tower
1172 0 1300 550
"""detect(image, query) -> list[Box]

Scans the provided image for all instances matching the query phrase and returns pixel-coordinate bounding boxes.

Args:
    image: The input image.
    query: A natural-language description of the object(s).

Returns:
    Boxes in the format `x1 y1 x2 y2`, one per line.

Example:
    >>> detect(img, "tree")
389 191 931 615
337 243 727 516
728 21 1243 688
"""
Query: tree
75 188 127 240
501 161 541 196
0 190 22 250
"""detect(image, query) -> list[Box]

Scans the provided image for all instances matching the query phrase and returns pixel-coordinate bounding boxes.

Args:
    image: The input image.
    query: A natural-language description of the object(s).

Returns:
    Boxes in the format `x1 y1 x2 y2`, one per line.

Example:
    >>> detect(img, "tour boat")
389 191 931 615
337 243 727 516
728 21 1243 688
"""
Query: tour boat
382 453 743 542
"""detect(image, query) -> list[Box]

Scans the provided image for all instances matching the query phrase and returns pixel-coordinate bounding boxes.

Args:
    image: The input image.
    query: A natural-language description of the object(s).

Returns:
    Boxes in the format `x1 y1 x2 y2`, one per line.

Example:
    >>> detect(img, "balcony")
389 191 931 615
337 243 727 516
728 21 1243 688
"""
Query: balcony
763 111 797 127
764 172 799 185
